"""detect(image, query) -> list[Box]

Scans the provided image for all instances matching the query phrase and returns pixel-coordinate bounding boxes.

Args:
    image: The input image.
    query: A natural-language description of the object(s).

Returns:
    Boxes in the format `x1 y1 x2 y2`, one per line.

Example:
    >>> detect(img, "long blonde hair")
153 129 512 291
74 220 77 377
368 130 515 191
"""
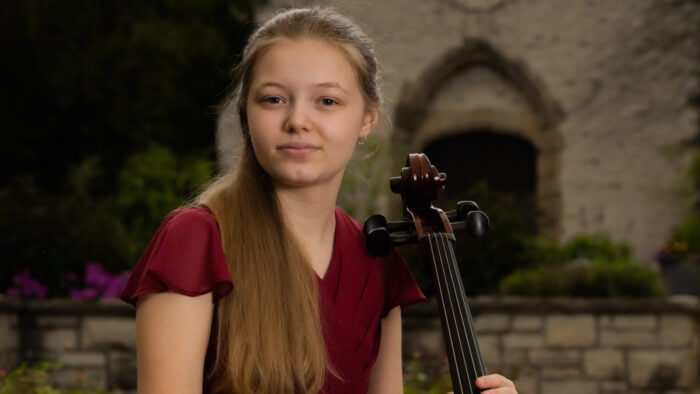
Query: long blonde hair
196 8 381 393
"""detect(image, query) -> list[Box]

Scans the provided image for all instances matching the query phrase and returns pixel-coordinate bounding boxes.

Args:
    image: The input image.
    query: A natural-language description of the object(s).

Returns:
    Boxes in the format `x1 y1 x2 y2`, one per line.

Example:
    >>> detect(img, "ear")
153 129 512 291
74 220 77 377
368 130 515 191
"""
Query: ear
359 103 380 138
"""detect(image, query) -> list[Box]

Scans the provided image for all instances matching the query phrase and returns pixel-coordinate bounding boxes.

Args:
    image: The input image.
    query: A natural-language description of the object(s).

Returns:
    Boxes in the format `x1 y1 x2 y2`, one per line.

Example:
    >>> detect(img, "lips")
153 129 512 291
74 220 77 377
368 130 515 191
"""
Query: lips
277 141 320 157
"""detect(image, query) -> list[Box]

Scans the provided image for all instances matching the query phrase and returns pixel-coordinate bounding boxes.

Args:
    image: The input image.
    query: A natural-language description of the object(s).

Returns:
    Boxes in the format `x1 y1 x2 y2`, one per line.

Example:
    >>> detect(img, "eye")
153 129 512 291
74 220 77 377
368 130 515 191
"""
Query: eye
262 96 283 105
320 98 338 106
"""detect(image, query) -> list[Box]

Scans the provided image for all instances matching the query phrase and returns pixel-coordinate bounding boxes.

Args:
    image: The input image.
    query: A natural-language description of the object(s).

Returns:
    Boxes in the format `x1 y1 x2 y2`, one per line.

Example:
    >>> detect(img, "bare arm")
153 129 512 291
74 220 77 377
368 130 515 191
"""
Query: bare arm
135 292 214 394
367 306 404 394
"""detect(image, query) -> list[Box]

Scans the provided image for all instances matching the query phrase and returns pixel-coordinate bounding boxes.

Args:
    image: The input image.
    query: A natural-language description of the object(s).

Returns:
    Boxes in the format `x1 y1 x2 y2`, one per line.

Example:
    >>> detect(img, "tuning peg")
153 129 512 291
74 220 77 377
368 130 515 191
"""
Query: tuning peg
466 210 490 239
363 214 391 257
456 201 480 220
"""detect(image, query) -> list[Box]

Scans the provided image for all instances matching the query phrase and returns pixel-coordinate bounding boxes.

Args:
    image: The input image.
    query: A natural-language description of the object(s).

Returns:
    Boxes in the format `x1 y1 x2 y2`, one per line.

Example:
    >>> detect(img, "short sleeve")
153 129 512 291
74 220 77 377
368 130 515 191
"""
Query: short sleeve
382 249 426 316
119 207 233 305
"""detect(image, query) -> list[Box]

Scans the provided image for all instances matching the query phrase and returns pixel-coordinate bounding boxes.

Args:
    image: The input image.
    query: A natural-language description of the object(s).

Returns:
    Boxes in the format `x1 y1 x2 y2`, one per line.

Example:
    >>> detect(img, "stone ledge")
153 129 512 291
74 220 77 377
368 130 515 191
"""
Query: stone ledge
404 296 700 318
0 298 134 316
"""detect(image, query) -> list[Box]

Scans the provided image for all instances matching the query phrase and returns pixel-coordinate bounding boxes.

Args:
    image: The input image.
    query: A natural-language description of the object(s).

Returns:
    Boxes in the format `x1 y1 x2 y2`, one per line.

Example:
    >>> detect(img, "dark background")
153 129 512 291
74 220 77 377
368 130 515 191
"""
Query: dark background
0 0 253 293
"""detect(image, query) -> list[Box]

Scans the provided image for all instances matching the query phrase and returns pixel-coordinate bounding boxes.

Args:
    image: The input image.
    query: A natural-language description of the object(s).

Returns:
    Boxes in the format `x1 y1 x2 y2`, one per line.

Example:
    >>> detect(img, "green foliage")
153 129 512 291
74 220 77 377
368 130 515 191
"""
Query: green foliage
0 144 213 294
117 144 214 260
402 353 452 394
395 181 541 296
1 1 248 289
560 234 631 262
499 235 667 298
1 0 252 193
441 182 540 295
0 175 131 295
656 212 700 265
0 362 109 394
653 149 700 266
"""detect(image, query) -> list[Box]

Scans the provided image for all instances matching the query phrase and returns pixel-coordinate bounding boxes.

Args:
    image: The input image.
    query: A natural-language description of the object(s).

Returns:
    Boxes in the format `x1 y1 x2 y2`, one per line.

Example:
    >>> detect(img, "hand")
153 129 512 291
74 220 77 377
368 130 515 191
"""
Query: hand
447 373 517 394
475 373 517 393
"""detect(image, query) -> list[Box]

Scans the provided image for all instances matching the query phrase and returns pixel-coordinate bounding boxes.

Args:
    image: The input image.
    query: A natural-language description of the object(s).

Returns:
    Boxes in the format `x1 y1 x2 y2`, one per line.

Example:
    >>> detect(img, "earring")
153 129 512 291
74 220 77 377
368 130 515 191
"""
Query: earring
358 137 367 145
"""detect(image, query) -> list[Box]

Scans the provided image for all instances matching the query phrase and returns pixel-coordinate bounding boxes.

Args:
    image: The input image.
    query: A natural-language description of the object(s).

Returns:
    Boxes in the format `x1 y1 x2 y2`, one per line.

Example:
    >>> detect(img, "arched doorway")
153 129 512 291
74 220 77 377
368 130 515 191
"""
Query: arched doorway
393 39 564 239
423 131 536 200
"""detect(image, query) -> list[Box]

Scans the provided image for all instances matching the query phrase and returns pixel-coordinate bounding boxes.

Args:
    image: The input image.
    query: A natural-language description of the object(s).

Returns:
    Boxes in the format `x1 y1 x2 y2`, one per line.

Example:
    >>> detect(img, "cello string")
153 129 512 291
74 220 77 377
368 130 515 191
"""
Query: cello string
438 234 478 393
434 233 482 392
441 233 485 378
428 235 467 393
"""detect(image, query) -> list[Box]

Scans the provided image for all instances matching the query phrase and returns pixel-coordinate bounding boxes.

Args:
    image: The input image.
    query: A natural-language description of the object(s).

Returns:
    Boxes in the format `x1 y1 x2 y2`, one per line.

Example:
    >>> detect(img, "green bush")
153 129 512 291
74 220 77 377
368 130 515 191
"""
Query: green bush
402 352 452 394
499 234 667 298
0 144 213 296
116 144 214 262
0 363 109 394
0 176 131 295
423 182 541 296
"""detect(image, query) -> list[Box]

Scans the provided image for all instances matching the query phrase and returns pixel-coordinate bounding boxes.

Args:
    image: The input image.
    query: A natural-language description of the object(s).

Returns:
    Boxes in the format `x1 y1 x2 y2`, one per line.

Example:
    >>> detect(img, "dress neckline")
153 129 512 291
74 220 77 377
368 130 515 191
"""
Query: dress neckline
316 208 342 283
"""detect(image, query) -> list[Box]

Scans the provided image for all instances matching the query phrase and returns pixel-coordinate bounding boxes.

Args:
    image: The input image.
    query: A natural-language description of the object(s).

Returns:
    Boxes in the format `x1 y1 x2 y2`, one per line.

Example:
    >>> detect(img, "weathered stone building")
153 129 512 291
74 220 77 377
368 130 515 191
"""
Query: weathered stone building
224 0 700 263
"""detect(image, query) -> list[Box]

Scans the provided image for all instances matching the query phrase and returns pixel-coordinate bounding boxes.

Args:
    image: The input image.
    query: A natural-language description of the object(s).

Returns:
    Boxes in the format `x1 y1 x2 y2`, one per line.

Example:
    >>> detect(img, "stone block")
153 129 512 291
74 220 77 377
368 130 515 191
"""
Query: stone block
541 366 581 379
403 328 443 355
58 351 106 368
0 314 18 351
530 349 580 366
599 315 613 328
612 314 657 330
502 349 529 366
37 316 78 329
545 315 596 347
659 314 695 346
628 350 694 389
503 333 544 349
478 334 501 366
584 348 624 379
511 373 538 394
600 329 656 347
541 379 597 394
512 315 543 331
82 317 136 349
43 328 78 351
600 380 629 394
107 349 137 391
51 367 106 391
475 314 511 333
0 351 18 369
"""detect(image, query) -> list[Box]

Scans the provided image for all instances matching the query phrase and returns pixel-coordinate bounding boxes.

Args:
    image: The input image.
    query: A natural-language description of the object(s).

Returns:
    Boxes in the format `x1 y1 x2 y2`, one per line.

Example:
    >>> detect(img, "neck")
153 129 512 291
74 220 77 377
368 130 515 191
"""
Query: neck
275 182 339 242
275 184 339 278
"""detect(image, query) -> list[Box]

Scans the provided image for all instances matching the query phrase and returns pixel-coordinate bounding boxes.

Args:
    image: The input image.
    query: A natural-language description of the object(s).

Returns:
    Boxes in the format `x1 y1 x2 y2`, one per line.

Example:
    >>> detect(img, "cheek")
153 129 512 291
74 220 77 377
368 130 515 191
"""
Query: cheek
246 110 273 144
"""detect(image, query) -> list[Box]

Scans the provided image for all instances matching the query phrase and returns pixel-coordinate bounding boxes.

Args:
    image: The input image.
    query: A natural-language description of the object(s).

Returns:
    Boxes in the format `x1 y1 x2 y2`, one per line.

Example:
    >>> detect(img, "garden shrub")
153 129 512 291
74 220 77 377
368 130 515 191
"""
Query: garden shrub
0 362 109 394
499 234 667 297
116 144 214 262
0 176 131 296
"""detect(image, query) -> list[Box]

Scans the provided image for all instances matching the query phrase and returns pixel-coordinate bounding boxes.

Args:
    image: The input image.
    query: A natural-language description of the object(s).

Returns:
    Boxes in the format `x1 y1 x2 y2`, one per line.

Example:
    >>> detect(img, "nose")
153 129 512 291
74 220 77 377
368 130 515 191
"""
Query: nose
284 102 311 133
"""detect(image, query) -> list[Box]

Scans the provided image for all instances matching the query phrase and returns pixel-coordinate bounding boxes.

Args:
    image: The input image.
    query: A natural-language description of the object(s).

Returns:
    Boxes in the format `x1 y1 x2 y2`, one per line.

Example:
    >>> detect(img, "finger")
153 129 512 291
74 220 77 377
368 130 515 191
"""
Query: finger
475 373 516 389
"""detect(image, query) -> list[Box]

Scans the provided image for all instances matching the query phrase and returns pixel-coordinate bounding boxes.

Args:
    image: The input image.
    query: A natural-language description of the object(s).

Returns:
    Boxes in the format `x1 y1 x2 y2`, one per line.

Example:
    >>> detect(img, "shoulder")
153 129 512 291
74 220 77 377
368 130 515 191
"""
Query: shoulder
167 206 217 227
159 206 219 238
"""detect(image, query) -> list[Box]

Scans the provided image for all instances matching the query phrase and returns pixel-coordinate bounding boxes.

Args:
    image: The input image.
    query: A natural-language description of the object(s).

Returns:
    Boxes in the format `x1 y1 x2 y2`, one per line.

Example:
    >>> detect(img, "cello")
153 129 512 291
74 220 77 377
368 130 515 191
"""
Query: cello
363 153 490 394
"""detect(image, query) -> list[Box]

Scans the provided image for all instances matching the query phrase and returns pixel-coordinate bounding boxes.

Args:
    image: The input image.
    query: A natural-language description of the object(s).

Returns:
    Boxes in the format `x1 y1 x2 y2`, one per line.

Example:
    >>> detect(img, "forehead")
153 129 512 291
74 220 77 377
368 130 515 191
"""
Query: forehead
250 38 361 90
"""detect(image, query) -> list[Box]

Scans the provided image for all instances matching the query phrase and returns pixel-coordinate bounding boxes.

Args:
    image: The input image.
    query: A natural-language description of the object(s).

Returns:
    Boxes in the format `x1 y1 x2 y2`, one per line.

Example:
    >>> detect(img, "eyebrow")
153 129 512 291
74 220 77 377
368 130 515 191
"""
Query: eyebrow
253 81 349 93
316 82 349 93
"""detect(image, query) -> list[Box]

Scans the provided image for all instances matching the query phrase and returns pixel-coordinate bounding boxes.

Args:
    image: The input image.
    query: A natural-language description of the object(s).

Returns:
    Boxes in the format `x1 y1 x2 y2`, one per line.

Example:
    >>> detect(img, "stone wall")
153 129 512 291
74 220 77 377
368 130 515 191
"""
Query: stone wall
0 299 136 392
404 296 700 394
1 297 698 393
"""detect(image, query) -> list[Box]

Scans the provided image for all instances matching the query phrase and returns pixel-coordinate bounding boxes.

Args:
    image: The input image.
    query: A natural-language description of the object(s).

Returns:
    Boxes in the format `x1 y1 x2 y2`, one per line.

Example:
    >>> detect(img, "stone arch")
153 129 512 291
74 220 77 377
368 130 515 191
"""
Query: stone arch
393 39 565 238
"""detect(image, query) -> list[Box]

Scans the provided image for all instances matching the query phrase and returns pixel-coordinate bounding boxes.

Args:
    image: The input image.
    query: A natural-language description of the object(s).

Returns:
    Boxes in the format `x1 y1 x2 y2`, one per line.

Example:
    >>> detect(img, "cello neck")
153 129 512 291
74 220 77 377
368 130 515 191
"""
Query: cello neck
423 232 486 394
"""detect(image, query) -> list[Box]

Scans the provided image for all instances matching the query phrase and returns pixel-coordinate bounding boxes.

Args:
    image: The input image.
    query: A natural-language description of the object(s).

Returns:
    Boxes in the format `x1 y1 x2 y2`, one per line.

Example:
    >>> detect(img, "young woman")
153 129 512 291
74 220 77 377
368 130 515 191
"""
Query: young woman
120 7 517 394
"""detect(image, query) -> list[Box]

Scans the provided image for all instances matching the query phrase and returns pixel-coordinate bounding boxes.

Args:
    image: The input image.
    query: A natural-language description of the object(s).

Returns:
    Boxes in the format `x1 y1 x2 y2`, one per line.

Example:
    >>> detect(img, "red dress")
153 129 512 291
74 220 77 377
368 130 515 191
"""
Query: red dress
120 206 425 393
